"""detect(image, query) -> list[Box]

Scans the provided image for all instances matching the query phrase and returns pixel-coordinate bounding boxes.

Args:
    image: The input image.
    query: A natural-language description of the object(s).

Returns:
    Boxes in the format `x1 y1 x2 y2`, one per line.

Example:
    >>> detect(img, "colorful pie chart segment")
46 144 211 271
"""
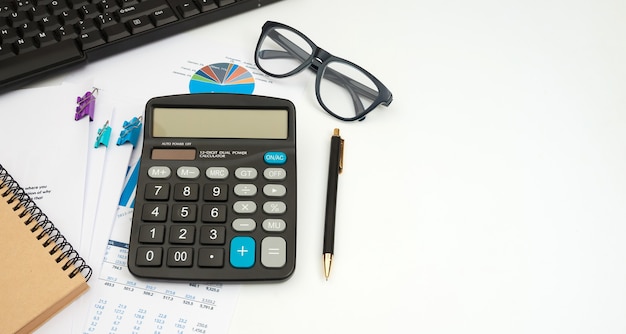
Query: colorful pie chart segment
189 63 255 94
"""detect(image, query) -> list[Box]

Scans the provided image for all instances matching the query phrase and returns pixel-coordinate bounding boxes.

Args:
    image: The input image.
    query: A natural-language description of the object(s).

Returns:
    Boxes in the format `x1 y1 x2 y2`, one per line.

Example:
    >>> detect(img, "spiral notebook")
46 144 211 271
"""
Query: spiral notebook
0 164 92 334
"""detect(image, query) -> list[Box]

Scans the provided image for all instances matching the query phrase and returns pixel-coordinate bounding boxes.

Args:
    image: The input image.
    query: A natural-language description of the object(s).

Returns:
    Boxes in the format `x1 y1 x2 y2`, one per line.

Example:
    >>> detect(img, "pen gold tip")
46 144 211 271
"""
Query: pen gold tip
333 128 340 136
323 253 333 280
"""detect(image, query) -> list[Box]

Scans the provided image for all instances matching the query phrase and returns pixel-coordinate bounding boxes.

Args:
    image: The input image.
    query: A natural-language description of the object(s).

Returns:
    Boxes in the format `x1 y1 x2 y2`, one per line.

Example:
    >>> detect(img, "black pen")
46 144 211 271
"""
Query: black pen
323 128 344 280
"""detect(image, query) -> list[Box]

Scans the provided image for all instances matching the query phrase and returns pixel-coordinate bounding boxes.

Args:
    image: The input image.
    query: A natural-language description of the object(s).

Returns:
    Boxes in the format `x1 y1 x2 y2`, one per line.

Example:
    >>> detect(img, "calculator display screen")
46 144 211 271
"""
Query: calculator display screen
152 108 288 139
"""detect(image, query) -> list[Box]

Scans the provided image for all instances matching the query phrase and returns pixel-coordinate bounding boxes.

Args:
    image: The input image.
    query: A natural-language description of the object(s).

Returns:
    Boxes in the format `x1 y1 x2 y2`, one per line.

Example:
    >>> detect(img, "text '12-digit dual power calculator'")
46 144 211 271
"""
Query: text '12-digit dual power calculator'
128 94 296 282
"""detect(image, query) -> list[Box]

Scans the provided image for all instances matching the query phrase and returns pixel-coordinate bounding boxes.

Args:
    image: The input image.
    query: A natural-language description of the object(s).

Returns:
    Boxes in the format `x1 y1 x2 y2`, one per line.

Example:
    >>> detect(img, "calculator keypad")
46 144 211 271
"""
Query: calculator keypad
130 153 295 281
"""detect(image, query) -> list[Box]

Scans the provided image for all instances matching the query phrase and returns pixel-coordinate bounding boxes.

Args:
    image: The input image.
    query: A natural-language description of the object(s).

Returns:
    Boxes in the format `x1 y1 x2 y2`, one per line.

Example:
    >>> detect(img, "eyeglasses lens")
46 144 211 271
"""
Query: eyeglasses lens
319 61 380 120
257 27 313 76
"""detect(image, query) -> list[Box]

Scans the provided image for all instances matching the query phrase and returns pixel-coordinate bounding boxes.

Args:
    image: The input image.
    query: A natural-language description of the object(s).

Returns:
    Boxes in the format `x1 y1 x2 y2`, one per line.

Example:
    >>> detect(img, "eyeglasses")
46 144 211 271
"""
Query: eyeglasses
254 21 393 122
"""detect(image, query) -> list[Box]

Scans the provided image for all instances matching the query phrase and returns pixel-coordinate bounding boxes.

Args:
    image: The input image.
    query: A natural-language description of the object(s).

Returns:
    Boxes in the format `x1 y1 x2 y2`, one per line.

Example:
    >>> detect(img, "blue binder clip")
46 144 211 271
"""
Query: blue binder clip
116 116 143 147
94 120 112 148
75 88 97 121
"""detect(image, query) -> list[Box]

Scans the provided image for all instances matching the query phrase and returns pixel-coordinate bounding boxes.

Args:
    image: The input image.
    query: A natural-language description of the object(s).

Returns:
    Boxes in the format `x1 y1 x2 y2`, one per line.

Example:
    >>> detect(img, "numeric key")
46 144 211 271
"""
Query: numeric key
145 183 170 200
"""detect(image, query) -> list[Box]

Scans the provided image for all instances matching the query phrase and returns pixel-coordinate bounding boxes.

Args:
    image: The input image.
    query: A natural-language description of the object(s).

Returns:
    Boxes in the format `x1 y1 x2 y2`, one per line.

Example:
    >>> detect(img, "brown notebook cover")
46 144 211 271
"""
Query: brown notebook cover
0 164 92 334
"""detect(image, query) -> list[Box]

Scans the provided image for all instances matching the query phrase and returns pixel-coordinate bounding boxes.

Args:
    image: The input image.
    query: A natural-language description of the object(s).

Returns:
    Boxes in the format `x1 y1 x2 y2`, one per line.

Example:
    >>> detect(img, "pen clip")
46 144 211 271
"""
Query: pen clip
334 128 344 174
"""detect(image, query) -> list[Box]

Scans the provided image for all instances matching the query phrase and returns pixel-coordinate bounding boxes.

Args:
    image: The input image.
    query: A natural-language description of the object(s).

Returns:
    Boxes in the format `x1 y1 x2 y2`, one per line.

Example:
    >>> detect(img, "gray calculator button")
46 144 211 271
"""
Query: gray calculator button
263 168 286 180
261 237 286 268
262 219 286 232
233 201 257 214
232 218 256 231
177 166 200 179
263 184 286 197
234 184 257 197
206 167 229 179
235 167 257 180
263 201 286 215
148 166 171 179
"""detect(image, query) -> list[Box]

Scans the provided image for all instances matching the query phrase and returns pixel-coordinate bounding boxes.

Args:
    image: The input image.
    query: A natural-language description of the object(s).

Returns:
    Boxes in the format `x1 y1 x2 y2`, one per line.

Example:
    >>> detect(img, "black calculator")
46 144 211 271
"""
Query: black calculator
128 94 296 282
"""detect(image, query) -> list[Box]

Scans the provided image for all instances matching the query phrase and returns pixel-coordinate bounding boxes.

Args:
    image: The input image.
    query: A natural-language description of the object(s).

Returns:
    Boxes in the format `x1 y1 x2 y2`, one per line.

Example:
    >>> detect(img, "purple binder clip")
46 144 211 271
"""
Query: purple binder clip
75 88 97 121
94 120 112 148
116 116 143 147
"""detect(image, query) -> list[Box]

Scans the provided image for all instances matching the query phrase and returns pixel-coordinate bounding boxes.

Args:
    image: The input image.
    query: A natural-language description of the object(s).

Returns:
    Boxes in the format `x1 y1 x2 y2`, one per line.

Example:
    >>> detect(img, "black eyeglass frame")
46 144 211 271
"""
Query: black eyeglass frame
254 21 393 121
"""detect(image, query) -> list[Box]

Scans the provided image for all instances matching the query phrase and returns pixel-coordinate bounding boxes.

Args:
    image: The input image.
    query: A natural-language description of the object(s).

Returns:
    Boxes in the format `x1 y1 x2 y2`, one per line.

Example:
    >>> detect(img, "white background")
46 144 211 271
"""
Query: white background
14 0 626 333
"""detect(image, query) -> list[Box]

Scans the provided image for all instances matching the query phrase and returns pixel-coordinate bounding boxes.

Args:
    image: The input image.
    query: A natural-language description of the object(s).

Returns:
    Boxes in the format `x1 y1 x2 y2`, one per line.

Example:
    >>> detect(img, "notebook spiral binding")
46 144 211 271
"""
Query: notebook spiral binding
0 164 93 281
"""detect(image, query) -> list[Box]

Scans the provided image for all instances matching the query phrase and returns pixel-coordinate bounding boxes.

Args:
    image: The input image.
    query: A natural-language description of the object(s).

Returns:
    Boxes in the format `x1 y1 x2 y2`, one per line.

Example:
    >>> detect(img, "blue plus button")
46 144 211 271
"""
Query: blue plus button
264 151 287 165
230 236 255 268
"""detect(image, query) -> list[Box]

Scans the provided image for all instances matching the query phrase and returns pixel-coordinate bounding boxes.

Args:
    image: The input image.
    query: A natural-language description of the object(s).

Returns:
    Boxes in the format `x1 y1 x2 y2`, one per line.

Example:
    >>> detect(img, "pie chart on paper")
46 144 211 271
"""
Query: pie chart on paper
189 62 255 94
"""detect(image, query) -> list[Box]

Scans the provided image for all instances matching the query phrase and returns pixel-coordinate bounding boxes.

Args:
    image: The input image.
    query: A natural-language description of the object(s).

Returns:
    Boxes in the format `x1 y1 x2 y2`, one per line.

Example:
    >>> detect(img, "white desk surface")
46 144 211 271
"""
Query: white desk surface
12 0 626 333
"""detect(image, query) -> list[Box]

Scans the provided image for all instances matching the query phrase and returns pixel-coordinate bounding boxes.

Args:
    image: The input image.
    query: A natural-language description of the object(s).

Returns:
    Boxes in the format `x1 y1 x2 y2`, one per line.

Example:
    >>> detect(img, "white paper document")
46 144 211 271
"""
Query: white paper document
0 84 90 248
81 206 240 334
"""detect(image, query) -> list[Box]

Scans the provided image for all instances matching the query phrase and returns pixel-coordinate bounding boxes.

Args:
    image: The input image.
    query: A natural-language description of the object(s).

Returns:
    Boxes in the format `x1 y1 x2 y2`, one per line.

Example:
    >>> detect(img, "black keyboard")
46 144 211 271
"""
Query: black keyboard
0 0 281 93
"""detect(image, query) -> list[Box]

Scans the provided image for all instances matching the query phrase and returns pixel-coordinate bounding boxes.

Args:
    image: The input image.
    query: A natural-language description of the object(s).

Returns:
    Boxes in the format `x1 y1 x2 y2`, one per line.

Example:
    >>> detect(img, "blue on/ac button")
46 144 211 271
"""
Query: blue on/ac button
230 236 255 268
264 151 287 165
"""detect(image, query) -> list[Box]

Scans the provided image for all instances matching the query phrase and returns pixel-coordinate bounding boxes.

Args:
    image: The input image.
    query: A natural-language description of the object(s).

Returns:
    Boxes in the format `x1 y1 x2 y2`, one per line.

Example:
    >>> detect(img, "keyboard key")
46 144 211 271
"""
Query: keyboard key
14 37 37 54
94 12 116 28
0 27 19 44
150 7 177 26
176 1 199 18
0 44 16 61
68 0 90 8
30 5 50 21
119 0 140 7
8 11 29 26
102 23 129 41
55 24 79 40
76 19 98 34
48 0 69 16
18 21 40 38
196 0 217 12
98 0 120 13
39 15 61 32
78 30 106 50
59 10 80 25
15 0 34 11
78 4 100 19
127 15 154 34
35 31 57 47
